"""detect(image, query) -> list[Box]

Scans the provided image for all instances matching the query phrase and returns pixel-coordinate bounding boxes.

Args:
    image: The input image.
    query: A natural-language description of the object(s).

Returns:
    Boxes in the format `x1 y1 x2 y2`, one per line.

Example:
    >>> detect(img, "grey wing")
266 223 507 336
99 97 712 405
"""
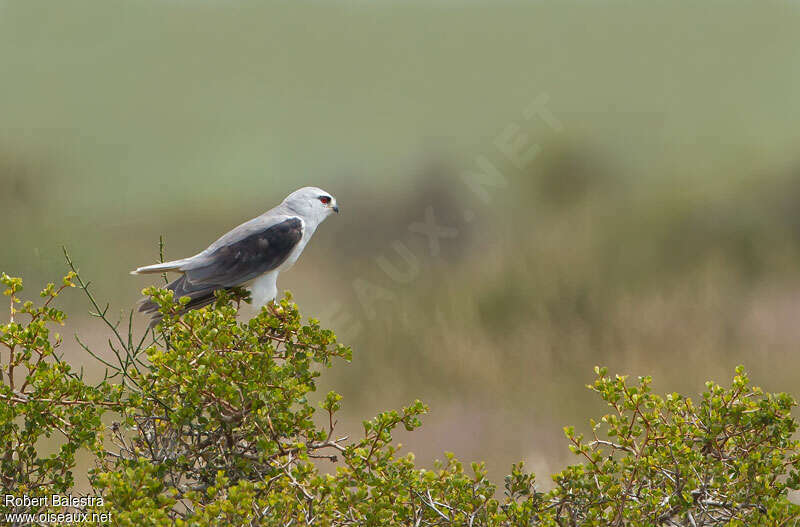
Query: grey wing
185 216 303 286
139 217 303 319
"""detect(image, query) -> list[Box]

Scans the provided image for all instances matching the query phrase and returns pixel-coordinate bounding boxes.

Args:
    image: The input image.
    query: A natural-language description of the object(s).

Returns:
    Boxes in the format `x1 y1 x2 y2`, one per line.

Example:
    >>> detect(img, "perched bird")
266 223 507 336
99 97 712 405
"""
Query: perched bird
131 186 339 327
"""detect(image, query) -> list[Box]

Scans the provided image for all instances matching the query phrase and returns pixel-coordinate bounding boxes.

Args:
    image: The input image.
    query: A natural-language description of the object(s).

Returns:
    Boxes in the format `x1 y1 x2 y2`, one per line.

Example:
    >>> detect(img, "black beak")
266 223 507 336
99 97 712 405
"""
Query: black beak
333 204 339 213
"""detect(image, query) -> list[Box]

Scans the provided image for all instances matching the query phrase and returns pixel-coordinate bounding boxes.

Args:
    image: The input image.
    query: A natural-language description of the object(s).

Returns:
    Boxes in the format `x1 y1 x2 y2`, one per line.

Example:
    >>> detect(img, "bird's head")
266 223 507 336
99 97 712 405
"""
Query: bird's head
283 186 339 223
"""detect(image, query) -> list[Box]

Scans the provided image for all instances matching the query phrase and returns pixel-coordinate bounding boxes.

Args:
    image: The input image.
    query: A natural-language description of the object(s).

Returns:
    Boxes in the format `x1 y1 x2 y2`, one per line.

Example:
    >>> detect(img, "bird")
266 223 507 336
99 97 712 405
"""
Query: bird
131 186 339 327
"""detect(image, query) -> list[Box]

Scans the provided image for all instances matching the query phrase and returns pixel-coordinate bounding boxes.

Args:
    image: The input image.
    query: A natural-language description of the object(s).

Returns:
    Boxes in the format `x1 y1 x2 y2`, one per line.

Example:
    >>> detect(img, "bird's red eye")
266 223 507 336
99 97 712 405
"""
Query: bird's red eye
319 196 331 204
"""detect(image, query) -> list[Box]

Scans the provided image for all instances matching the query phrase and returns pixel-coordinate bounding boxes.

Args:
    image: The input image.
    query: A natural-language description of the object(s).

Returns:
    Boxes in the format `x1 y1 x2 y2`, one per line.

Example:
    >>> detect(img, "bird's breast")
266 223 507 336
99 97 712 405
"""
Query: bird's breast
278 220 315 271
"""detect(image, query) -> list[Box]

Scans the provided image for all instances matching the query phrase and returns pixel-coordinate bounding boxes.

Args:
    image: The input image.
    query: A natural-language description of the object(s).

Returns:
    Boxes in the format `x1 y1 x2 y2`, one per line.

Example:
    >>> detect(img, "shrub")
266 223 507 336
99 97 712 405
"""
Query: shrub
2 267 800 526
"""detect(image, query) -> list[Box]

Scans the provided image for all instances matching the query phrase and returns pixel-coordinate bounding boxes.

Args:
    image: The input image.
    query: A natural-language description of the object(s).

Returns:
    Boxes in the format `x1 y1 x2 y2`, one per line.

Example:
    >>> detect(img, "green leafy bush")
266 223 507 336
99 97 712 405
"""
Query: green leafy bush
2 268 800 526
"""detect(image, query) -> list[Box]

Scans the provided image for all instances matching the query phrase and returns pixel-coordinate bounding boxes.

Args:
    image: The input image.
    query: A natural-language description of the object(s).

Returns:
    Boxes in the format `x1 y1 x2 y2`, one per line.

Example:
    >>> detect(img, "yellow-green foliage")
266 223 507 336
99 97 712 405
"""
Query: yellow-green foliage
2 272 800 526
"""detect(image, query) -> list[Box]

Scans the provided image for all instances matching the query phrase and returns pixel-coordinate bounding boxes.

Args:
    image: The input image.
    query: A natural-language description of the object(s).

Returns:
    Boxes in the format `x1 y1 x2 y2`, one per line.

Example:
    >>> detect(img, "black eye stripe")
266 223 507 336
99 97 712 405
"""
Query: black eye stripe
319 196 331 204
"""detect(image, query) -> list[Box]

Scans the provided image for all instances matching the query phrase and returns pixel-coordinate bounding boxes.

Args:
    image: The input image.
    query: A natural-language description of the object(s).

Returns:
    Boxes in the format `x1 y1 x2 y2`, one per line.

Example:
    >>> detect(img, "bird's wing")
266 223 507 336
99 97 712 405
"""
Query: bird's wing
181 216 304 287
130 205 297 276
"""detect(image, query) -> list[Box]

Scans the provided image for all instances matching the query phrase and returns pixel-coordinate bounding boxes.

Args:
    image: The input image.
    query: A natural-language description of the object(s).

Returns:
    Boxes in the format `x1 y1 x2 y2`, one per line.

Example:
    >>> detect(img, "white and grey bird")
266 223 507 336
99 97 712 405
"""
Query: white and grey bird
131 187 339 326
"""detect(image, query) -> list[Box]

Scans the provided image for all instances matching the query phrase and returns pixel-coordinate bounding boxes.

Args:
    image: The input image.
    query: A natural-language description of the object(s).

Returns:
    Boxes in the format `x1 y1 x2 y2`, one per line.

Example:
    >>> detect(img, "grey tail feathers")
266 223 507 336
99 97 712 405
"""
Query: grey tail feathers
130 258 191 275
137 274 225 329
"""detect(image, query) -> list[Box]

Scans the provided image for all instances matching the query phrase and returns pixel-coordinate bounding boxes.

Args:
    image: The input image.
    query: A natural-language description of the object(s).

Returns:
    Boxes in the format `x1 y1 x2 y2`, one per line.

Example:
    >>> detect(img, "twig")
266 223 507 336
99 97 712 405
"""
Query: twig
0 392 123 408
159 235 168 285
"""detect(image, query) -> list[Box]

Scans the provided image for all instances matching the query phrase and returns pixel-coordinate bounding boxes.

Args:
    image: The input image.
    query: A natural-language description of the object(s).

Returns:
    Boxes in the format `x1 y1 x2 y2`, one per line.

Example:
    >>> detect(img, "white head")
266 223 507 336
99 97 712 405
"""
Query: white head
282 186 339 224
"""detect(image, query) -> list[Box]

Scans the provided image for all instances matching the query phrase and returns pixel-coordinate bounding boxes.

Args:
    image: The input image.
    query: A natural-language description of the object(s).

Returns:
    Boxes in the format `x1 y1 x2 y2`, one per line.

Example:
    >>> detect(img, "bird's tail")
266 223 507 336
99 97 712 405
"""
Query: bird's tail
137 274 222 329
130 258 191 275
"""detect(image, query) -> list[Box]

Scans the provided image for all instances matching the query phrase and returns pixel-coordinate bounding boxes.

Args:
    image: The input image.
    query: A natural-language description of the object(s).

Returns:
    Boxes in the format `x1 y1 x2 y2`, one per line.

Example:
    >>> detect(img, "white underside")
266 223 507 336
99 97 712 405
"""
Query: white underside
249 271 279 307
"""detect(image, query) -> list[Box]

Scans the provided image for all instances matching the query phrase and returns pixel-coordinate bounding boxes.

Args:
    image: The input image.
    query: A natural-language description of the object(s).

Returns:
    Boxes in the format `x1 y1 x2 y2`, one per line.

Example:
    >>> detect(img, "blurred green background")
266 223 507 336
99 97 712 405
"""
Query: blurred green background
3 0 800 486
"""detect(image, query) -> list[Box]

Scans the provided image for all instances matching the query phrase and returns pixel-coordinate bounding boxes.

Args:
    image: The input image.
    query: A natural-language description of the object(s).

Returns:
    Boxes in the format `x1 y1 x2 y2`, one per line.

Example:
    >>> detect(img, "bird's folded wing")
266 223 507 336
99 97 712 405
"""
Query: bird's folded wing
181 216 303 288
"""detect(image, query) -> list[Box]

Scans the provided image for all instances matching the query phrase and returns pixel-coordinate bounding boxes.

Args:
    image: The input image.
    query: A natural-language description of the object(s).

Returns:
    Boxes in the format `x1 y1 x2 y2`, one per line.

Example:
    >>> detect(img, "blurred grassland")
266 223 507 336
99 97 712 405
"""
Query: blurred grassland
3 0 800 485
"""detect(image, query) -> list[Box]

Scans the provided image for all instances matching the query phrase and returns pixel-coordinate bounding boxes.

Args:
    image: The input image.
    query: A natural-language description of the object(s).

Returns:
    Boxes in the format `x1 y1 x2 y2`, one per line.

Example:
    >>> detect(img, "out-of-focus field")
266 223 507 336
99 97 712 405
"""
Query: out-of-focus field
3 0 800 487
